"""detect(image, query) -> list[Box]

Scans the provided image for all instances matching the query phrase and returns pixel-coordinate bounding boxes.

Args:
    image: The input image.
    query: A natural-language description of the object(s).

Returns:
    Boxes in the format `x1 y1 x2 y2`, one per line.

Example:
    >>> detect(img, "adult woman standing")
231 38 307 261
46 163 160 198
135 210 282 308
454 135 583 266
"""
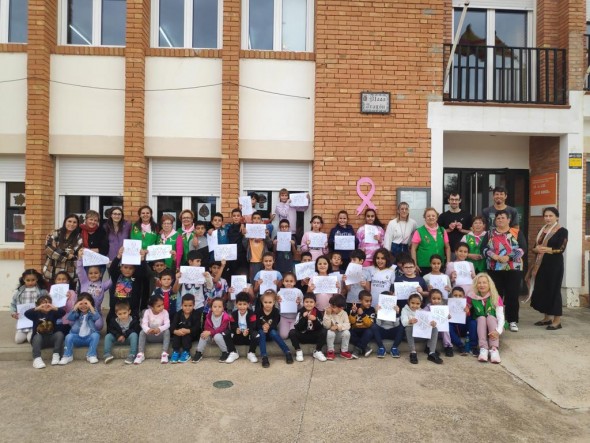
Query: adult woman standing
410 207 451 275
103 207 131 261
79 210 109 256
176 209 195 267
526 207 568 330
482 210 527 332
460 215 487 273
384 202 417 260
158 213 180 269
43 214 83 282
130 205 158 250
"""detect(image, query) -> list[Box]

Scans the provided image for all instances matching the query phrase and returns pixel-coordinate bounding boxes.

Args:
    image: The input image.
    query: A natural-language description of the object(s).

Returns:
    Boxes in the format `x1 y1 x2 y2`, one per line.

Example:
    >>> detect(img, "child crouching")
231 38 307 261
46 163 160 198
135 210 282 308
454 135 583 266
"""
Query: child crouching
25 295 66 369
288 293 327 362
170 294 201 364
401 292 443 365
322 295 353 360
135 295 171 364
193 298 239 364
59 293 101 365
103 301 140 365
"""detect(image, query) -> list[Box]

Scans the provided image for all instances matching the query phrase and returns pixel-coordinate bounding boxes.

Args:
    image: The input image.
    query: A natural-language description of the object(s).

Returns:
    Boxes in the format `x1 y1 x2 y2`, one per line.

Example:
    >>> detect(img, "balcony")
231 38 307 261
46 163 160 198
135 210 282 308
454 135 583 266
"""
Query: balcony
443 44 567 105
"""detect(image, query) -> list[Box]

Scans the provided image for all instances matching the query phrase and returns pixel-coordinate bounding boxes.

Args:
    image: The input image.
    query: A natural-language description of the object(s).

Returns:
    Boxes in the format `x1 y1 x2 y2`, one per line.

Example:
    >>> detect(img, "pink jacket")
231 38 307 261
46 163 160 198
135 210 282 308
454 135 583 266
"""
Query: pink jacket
204 311 232 336
141 309 170 334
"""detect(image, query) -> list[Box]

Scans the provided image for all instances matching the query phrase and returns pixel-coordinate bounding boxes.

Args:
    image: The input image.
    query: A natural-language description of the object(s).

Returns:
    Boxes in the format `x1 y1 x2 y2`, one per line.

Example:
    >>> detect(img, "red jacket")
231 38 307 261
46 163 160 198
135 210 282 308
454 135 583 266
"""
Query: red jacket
203 311 232 336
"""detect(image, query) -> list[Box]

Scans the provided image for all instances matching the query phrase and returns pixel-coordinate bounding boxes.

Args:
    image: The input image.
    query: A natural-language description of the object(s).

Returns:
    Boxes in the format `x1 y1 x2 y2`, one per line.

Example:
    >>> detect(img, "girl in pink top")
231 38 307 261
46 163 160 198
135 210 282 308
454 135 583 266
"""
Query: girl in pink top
356 209 385 267
300 215 329 261
470 273 505 364
134 294 171 364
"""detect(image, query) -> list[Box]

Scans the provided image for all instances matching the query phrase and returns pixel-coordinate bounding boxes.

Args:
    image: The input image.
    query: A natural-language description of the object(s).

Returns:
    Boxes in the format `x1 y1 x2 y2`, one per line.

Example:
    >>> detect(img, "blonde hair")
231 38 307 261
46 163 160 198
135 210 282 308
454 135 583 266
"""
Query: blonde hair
422 207 439 218
261 289 277 303
472 272 500 306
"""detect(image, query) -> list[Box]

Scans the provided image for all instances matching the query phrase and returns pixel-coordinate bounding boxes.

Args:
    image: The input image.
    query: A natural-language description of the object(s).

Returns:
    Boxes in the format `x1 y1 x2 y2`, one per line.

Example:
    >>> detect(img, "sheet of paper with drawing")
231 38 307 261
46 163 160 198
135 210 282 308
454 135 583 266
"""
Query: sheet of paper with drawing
428 274 449 299
207 230 218 251
377 294 397 322
295 261 316 280
122 239 142 265
179 266 205 284
413 310 433 339
289 193 308 207
430 305 449 332
448 298 467 324
230 275 248 300
334 235 355 250
82 249 110 267
16 303 35 330
239 196 253 216
309 232 327 248
146 245 172 261
214 244 237 261
259 270 277 293
276 232 292 252
49 284 70 308
245 223 266 239
344 263 363 286
453 261 472 286
312 276 338 294
364 224 379 244
278 288 299 314
393 282 418 300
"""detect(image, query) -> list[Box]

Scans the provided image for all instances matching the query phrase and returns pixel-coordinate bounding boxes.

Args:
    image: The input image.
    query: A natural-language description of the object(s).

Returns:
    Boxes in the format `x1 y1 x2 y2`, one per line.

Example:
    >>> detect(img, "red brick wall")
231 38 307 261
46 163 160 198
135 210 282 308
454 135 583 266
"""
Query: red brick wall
314 0 444 228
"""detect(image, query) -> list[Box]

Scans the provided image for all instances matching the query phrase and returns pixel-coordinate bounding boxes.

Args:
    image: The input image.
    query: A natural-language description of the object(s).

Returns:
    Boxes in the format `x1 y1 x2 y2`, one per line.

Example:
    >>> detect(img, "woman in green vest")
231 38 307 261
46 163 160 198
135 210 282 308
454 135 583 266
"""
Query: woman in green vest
130 205 159 250
460 216 486 273
158 213 180 269
410 207 451 275
176 209 196 267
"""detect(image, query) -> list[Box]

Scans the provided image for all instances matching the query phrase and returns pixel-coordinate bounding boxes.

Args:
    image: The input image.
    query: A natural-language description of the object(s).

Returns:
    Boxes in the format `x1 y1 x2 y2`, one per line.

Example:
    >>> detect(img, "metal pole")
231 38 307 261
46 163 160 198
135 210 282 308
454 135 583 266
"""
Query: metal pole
443 1 470 92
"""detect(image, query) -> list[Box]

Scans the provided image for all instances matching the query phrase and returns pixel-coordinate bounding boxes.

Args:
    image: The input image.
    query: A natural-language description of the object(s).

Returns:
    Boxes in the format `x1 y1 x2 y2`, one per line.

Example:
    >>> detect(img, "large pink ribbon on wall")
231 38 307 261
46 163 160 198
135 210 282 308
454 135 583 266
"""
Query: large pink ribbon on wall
356 177 377 215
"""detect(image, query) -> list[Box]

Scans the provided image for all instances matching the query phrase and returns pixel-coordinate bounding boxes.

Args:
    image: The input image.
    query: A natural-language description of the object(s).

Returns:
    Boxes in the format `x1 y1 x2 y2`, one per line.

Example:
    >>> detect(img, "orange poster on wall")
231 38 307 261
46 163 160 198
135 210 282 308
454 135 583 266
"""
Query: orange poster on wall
530 173 557 207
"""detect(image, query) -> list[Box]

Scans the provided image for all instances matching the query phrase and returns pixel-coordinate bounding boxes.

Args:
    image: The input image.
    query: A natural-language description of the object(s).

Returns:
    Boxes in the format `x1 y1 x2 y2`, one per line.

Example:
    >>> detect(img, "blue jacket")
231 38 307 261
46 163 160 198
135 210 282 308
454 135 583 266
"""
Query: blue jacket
67 310 101 335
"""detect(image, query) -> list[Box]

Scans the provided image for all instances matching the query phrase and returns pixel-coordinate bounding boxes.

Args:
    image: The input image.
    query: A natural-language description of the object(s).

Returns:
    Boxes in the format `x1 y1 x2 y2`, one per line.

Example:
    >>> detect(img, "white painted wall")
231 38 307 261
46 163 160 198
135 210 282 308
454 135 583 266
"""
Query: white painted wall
144 57 222 157
239 59 315 159
50 55 125 140
444 133 530 169
0 53 27 153
0 260 24 310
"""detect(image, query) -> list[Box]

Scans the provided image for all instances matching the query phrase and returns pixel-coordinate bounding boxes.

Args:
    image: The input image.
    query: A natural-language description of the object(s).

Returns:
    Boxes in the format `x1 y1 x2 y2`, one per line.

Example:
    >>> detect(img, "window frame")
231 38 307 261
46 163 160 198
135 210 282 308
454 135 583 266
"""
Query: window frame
58 0 126 47
0 0 28 44
241 0 314 52
150 0 223 49
0 181 25 247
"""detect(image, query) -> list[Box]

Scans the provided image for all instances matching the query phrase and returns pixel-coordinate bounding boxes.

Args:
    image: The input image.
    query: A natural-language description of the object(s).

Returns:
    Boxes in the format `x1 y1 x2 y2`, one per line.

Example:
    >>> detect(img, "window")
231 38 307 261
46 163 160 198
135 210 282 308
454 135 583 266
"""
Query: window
60 0 126 46
152 0 222 48
0 0 28 43
0 156 25 245
242 0 313 51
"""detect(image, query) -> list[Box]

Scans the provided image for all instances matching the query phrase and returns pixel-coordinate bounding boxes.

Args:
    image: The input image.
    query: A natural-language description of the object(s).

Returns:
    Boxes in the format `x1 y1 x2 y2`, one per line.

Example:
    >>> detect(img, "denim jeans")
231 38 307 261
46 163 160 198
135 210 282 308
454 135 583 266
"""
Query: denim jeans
448 318 478 349
64 332 100 357
258 328 290 356
350 326 377 352
374 324 404 349
103 332 138 357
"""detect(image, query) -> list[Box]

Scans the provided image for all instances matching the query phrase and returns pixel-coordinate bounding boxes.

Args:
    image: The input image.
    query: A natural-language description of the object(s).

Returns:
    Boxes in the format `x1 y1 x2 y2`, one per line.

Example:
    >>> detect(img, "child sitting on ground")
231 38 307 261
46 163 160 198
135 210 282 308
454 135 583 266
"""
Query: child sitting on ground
349 290 379 358
424 289 454 357
288 293 327 362
170 294 201 364
76 251 112 331
277 272 303 339
103 301 140 365
11 269 48 344
401 292 443 365
471 273 505 364
223 291 259 363
59 293 101 365
256 290 294 368
25 294 66 369
193 298 238 364
448 286 477 356
134 295 171 365
322 295 353 360
374 291 403 358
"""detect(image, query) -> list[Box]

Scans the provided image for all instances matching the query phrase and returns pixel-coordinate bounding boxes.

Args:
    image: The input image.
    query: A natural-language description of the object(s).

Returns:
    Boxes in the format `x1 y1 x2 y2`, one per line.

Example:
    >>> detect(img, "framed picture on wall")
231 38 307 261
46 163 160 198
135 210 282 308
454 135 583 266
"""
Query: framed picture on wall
397 188 431 227
197 203 212 221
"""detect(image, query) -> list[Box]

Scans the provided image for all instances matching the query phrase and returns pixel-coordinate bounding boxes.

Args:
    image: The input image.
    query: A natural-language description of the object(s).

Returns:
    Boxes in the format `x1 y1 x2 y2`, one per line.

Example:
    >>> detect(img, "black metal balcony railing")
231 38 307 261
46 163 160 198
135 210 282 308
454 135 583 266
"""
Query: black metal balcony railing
443 44 567 105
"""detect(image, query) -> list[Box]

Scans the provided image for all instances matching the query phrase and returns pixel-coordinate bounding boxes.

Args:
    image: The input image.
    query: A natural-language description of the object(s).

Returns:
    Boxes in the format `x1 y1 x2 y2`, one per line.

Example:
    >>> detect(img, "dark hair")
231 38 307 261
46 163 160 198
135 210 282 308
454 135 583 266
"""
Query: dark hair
282 271 297 281
104 206 126 235
303 293 316 302
36 294 52 306
279 219 290 226
210 297 224 307
212 212 224 220
235 292 250 304
380 290 393 296
373 248 392 268
397 256 416 267
148 294 164 307
315 255 330 273
114 301 131 312
150 259 166 268
408 292 422 303
543 206 559 218
300 251 313 260
54 271 74 290
358 290 372 301
472 215 485 225
249 192 259 202
231 208 242 215
262 251 274 261
194 220 206 228
181 294 195 304
330 251 342 260
494 209 510 220
210 261 222 268
310 215 324 225
451 286 465 296
58 213 81 248
134 206 157 232
252 211 262 219
429 254 443 263
350 249 366 261
160 269 175 279
492 186 507 194
77 292 95 307
337 210 349 218
19 269 45 289
429 288 443 299
455 242 469 252
329 295 346 308
364 208 384 229
187 249 203 262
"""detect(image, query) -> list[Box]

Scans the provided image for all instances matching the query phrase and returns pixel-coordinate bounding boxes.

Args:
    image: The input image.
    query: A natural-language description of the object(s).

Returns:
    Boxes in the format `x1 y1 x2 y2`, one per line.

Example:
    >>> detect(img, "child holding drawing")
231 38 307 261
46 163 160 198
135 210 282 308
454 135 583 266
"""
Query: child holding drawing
448 286 477 356
423 254 452 298
355 208 385 267
445 242 476 295
307 255 339 312
242 211 273 282
400 292 443 365
277 272 302 339
423 289 454 357
300 215 329 261
328 210 357 268
273 218 296 274
76 251 112 331
272 188 309 235
173 250 214 328
11 269 48 344
374 291 403 358
341 249 372 311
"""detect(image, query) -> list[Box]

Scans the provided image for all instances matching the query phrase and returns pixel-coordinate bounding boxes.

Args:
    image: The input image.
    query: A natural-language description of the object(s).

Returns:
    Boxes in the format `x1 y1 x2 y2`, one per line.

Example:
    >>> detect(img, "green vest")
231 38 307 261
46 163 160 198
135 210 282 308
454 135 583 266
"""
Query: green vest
130 225 158 250
176 229 194 266
465 233 486 272
416 226 445 267
159 231 179 268
471 297 496 318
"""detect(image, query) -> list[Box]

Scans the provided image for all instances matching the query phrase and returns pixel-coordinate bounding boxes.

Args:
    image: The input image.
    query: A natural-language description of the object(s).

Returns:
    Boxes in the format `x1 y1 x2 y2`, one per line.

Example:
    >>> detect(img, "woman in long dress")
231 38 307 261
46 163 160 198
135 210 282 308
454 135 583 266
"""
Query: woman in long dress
526 207 568 330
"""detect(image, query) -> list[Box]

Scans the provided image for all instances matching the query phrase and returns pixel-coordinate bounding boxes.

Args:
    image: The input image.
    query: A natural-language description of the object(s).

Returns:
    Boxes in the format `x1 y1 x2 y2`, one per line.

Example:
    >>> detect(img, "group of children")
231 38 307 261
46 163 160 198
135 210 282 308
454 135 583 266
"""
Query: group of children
10 191 506 369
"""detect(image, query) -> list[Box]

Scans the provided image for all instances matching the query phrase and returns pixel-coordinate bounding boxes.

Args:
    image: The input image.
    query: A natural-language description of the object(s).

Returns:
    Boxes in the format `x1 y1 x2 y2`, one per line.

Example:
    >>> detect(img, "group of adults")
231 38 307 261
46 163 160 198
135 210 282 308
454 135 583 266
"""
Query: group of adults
381 187 567 331
42 186 568 330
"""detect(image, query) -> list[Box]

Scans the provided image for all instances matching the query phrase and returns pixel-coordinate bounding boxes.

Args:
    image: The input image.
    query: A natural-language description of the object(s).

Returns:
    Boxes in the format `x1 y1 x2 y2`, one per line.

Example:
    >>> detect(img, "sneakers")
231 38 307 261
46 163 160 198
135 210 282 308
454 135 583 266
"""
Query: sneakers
490 348 501 364
313 350 327 362
458 346 467 356
58 355 73 365
326 350 336 361
295 350 304 362
192 352 203 363
427 353 444 364
471 347 480 357
51 353 60 366
478 348 489 362
509 322 519 332
179 351 191 363
160 352 169 364
219 352 229 363
170 351 180 364
247 352 258 363
364 347 373 357
340 351 353 360
410 352 418 364
86 356 99 364
351 349 362 359
33 357 46 369
377 347 386 358
104 354 114 364
285 352 294 364
124 355 135 365
444 346 454 357
390 347 400 358
262 356 270 368
133 353 145 365
225 352 239 364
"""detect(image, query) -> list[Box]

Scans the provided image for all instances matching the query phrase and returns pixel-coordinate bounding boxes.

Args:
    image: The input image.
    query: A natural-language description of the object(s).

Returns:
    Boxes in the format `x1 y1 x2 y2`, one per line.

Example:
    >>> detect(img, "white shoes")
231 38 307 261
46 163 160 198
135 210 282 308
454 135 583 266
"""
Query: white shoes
58 355 73 365
86 356 99 364
490 348 501 364
33 357 46 369
478 348 489 362
509 322 519 332
225 352 240 364
160 352 169 364
51 353 60 366
295 350 304 362
313 350 327 362
133 353 145 365
247 352 258 363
